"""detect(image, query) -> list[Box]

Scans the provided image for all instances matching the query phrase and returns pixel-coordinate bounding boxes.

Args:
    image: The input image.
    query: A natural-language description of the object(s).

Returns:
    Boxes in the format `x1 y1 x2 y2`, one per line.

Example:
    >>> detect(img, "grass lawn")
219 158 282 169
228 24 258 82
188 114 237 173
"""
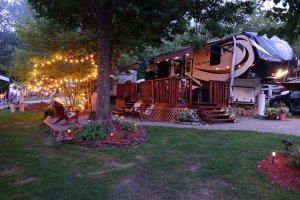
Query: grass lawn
1 112 300 200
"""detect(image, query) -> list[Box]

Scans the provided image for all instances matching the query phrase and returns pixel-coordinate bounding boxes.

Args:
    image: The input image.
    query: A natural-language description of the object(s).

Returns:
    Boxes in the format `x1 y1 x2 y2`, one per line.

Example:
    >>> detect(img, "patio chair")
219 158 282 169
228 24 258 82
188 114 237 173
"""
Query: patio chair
51 100 78 125
124 100 143 118
141 103 155 121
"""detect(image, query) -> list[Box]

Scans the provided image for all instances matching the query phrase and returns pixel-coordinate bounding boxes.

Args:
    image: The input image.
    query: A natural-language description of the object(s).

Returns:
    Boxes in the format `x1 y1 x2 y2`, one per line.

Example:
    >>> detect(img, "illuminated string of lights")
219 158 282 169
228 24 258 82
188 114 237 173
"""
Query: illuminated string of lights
27 54 98 110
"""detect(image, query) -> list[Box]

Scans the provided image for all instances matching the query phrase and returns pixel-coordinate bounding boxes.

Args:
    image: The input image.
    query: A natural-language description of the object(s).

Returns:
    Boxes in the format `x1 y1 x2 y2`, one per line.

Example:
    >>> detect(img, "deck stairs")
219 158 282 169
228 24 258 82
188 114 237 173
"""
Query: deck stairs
193 103 235 124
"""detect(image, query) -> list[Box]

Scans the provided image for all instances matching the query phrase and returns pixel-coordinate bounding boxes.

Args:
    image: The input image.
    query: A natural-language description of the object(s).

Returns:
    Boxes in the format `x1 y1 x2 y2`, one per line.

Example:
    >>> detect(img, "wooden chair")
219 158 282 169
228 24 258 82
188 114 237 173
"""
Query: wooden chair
51 100 78 125
140 103 155 121
124 100 143 118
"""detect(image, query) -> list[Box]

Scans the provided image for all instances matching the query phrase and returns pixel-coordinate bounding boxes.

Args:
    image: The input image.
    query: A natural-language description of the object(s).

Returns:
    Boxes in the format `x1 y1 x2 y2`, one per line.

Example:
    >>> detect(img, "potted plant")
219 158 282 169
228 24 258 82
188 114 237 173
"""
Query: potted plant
264 107 278 120
278 105 290 121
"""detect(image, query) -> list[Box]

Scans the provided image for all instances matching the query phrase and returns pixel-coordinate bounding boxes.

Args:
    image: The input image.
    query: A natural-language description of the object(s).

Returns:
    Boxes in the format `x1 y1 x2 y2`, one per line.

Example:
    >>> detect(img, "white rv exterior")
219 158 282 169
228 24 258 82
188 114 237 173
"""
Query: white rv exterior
147 32 296 104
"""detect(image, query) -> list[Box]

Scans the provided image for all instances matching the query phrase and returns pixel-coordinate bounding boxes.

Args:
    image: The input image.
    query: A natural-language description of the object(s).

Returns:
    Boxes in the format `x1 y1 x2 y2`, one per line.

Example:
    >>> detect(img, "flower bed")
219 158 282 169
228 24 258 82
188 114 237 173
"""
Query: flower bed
56 121 147 148
257 153 300 190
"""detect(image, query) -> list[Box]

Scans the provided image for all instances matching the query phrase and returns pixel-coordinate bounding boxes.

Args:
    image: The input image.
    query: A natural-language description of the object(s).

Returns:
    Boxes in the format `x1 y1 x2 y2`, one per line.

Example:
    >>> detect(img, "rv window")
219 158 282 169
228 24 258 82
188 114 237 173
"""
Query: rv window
210 45 221 66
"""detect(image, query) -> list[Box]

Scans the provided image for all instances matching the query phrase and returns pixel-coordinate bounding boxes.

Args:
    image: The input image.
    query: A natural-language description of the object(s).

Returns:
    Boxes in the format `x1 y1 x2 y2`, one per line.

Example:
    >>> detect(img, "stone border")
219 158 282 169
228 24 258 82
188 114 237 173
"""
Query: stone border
43 116 148 148
58 126 148 148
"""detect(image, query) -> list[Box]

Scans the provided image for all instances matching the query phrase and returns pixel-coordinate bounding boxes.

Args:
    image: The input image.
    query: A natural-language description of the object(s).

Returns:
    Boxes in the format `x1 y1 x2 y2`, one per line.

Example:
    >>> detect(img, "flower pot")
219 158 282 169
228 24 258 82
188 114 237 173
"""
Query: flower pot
279 112 287 121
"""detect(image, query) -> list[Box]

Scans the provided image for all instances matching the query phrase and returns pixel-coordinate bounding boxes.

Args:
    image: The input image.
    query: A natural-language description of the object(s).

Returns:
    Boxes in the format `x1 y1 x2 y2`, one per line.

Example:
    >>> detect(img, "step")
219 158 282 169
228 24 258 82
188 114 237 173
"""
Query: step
210 118 235 124
210 109 225 114
211 113 230 118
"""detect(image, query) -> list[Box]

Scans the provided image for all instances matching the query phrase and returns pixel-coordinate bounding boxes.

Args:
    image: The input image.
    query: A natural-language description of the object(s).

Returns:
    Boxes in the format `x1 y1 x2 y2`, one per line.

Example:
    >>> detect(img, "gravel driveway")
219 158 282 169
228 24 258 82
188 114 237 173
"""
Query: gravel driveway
132 116 300 136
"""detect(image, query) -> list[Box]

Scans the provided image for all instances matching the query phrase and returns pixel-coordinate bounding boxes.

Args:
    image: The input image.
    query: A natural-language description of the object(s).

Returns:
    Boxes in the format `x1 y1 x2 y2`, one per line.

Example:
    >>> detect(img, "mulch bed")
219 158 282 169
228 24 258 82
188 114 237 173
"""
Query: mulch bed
56 124 147 148
257 153 300 190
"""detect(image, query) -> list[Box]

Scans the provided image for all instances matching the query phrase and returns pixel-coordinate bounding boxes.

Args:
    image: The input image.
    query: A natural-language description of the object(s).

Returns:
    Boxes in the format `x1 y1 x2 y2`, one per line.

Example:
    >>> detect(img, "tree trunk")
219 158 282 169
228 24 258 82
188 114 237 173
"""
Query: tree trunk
94 8 115 132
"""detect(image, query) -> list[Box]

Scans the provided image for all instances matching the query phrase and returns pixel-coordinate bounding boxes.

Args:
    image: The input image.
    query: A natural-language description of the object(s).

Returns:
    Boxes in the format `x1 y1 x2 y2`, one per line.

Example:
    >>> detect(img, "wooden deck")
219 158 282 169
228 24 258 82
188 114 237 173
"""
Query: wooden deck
116 77 232 122
116 77 192 109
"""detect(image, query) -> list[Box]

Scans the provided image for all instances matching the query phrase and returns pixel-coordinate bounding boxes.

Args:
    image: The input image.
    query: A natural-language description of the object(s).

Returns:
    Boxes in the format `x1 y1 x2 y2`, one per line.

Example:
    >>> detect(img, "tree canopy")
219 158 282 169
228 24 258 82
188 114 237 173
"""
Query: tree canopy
262 0 300 44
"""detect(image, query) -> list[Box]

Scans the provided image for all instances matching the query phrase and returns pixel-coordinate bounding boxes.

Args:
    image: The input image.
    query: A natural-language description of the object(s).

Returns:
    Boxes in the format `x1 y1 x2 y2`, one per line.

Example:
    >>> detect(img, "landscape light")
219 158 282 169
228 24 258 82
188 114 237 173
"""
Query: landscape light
67 129 71 133
282 140 292 151
272 152 276 164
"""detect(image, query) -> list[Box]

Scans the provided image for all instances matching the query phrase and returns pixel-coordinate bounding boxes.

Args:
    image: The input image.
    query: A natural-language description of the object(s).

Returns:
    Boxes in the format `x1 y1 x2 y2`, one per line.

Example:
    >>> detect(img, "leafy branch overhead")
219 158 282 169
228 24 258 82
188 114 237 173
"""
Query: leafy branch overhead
261 0 300 44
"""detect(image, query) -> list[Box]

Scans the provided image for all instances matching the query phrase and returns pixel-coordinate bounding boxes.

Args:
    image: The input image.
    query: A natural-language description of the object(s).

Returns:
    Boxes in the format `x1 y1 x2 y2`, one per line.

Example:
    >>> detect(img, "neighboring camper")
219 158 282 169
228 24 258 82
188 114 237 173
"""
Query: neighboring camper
146 32 297 104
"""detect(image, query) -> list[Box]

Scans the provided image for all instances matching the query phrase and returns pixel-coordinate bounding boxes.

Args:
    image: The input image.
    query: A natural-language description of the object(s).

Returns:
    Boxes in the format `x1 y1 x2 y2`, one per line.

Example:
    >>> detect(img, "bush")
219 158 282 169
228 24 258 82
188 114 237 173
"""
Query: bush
264 107 278 117
286 146 300 167
176 110 199 122
119 120 136 133
77 123 107 141
115 116 137 133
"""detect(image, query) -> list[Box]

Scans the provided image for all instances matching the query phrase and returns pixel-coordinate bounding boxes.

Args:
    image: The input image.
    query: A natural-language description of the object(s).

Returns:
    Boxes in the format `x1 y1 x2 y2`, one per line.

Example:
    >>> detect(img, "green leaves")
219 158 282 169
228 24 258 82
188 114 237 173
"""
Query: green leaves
77 122 107 141
286 146 300 167
262 0 300 44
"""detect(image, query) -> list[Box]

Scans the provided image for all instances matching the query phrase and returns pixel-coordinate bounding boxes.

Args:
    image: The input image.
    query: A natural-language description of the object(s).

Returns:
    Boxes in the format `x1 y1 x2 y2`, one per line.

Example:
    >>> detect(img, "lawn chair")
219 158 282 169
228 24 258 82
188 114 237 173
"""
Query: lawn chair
124 100 143 118
51 100 78 125
141 103 155 121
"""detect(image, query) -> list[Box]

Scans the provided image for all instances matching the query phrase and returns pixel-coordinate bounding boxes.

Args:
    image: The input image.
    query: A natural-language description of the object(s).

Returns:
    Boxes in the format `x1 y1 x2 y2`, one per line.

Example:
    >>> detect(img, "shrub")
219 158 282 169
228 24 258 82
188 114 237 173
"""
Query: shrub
119 120 137 133
176 110 199 122
77 123 107 141
286 146 300 167
115 116 137 133
264 107 278 116
176 110 189 121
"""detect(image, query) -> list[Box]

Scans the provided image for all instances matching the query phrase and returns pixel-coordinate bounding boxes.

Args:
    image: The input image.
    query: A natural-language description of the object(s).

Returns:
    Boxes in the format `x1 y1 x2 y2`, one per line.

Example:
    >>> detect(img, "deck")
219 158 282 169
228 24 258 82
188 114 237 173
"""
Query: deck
115 77 232 122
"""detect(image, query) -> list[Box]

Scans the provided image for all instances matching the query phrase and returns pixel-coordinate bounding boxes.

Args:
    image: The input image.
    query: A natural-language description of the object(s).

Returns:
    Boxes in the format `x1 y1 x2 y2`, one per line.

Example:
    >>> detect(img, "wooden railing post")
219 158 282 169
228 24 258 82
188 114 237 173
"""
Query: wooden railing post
189 78 192 107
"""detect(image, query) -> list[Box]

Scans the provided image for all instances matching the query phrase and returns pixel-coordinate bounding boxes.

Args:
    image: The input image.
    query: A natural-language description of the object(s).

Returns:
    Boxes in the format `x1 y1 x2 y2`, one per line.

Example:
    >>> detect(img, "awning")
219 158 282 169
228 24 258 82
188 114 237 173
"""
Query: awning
0 75 9 82
153 47 194 63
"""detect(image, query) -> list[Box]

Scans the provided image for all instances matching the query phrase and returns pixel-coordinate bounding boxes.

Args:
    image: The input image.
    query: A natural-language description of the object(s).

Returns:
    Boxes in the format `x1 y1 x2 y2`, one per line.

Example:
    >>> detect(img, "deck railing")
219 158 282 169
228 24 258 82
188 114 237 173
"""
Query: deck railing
116 77 192 108
116 78 229 109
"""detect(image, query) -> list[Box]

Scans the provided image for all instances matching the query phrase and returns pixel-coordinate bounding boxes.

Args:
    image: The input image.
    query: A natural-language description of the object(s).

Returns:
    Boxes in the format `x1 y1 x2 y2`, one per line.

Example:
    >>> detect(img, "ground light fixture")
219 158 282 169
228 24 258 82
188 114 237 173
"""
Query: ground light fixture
282 139 292 151
272 151 276 164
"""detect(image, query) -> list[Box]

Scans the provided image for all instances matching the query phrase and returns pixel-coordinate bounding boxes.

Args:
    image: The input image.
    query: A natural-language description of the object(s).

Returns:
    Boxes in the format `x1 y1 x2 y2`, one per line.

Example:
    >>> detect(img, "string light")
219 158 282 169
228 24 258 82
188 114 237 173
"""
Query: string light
29 54 97 108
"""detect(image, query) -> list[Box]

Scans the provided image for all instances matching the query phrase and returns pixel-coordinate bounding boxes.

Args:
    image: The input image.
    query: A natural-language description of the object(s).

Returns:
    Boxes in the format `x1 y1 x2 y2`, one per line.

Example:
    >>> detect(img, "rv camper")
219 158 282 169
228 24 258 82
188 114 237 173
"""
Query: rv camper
146 32 297 104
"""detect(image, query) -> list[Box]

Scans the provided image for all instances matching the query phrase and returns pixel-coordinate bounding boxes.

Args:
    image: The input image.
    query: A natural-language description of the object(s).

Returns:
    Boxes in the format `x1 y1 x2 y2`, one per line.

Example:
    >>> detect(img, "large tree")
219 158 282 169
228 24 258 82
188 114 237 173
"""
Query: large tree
27 0 255 131
27 0 188 131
